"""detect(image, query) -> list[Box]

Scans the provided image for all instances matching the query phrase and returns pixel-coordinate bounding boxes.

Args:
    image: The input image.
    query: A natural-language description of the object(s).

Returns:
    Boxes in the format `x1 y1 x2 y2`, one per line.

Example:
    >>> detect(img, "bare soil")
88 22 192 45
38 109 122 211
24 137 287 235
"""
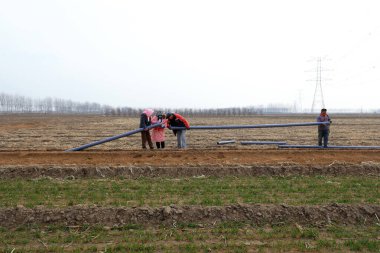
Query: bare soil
1 149 380 166
1 203 379 228
0 150 379 179
1 163 379 179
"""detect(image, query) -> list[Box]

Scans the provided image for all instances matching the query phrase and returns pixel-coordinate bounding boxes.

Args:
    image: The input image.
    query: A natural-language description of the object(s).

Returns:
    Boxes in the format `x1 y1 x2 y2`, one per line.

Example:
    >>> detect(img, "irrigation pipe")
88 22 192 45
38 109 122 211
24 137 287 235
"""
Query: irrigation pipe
217 140 236 145
66 123 163 152
66 121 330 151
170 122 330 130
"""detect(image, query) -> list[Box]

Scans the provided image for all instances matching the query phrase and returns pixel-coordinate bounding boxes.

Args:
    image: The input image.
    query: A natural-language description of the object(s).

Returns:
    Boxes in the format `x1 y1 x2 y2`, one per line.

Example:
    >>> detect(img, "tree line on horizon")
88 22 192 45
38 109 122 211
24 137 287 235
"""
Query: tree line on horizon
1 92 377 116
0 93 294 116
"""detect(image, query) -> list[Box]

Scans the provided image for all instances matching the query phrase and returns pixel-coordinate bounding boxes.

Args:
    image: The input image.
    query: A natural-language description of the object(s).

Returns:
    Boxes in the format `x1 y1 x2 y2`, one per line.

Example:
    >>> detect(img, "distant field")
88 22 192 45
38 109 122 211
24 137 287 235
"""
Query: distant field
0 114 379 151
0 114 379 252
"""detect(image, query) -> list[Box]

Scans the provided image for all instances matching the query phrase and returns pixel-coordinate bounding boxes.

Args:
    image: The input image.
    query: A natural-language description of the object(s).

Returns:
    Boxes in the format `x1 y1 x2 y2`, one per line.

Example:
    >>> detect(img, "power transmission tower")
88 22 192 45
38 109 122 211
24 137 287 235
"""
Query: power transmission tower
306 57 332 113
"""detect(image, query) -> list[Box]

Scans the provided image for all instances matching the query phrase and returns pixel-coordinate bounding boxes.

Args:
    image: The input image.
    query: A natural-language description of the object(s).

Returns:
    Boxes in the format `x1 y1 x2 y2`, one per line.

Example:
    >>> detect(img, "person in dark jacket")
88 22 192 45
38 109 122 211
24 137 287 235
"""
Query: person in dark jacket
316 108 332 147
140 109 154 149
166 112 190 148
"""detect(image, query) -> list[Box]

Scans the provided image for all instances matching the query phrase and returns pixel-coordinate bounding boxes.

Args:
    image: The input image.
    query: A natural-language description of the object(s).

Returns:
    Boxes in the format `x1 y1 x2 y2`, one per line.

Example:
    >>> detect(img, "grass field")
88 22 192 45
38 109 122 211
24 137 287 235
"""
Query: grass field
1 223 379 252
0 176 378 208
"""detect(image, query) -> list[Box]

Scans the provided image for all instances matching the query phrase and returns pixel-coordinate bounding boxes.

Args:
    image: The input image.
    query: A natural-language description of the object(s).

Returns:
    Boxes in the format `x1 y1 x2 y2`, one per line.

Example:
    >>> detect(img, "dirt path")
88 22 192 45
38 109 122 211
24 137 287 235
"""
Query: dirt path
1 149 380 166
1 149 379 178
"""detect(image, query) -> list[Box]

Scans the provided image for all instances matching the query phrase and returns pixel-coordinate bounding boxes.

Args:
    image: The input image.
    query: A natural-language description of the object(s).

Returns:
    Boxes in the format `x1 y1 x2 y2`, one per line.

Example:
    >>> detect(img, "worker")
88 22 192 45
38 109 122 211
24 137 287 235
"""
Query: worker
151 112 167 149
316 108 332 147
166 112 190 148
140 108 154 149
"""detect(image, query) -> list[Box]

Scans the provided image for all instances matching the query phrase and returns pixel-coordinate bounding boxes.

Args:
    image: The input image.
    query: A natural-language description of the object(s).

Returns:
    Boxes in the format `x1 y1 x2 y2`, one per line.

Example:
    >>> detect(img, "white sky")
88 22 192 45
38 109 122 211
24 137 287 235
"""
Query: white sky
0 0 379 111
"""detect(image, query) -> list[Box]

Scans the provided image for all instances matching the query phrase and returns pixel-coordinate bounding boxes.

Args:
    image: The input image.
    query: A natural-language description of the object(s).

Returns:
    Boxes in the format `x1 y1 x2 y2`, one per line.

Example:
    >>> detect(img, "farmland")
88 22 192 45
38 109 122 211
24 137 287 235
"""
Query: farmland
0 114 379 252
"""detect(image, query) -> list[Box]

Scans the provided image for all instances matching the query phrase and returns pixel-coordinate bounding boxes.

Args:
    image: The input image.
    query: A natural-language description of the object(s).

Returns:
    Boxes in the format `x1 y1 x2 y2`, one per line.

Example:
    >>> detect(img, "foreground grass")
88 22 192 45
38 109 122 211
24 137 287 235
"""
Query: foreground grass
0 176 378 207
0 223 379 252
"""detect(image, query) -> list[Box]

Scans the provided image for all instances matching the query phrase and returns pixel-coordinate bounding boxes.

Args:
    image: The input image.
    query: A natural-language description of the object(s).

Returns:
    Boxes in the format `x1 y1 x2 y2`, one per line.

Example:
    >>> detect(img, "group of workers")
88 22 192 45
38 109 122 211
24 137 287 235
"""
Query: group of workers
140 109 190 149
139 108 332 149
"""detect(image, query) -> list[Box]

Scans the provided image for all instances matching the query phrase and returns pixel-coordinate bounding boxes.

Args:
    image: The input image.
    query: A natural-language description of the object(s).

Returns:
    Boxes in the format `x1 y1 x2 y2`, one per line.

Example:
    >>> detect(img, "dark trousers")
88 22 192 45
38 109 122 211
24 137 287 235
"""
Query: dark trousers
318 130 329 147
141 131 153 149
155 141 165 149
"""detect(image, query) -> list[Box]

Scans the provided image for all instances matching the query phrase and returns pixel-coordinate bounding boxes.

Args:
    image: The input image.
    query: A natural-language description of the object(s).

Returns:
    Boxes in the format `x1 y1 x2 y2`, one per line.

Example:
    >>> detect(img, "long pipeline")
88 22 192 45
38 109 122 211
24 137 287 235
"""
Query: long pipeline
170 121 330 130
65 122 163 152
66 121 330 151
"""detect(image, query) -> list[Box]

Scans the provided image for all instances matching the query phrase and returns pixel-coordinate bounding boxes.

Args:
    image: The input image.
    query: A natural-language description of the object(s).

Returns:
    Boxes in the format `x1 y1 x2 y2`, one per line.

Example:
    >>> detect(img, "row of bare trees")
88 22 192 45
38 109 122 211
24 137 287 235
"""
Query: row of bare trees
0 93 110 114
0 93 295 116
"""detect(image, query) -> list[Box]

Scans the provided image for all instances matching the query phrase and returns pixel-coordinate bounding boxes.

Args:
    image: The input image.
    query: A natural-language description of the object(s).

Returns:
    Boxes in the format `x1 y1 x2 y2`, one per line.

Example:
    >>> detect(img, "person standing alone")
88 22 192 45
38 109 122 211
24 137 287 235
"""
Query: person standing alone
140 108 154 149
317 108 332 147
166 112 190 148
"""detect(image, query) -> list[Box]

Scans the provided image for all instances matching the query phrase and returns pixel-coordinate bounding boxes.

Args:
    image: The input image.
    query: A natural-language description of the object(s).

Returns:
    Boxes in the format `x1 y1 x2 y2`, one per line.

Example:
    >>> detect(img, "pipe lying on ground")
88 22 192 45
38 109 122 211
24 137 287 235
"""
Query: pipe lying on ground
66 123 163 152
170 122 330 130
66 121 330 151
217 140 236 145
278 145 380 149
241 141 287 145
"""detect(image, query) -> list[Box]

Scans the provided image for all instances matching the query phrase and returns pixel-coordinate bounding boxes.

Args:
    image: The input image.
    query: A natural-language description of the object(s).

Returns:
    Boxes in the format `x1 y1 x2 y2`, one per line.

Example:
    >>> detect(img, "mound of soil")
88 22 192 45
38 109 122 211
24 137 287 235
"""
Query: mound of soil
1 204 379 228
0 162 379 179
1 150 379 179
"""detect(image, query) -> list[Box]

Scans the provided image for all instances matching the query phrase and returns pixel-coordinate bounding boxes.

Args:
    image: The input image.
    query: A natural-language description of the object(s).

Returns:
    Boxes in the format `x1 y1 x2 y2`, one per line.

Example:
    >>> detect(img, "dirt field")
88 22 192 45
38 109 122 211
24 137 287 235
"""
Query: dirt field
0 114 379 252
0 150 379 179
1 114 380 151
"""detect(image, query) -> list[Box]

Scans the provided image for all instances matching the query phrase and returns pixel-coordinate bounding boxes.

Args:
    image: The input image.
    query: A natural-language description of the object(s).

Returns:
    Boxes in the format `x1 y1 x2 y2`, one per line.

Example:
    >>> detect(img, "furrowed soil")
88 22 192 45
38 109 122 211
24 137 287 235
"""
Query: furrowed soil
1 204 379 228
0 150 379 179
0 114 379 252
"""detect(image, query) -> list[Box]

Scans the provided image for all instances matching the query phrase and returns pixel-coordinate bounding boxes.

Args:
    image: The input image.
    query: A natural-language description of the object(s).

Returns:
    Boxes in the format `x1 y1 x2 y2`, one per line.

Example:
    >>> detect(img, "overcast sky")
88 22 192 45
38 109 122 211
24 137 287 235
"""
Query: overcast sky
0 0 379 111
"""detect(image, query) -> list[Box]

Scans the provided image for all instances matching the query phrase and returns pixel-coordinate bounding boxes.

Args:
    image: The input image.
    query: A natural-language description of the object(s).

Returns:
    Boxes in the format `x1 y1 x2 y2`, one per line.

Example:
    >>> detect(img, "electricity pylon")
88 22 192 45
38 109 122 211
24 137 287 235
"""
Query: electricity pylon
307 57 331 113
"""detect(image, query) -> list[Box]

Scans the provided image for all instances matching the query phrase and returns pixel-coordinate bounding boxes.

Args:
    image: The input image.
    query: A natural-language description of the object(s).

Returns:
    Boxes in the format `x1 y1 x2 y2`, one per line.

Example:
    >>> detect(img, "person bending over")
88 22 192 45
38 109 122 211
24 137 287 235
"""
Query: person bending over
166 112 190 148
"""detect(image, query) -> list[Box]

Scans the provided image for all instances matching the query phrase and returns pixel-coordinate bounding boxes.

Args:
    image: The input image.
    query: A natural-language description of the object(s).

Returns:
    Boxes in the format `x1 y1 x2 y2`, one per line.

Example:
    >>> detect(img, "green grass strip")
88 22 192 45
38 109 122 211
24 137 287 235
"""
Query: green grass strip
0 176 378 208
0 223 379 252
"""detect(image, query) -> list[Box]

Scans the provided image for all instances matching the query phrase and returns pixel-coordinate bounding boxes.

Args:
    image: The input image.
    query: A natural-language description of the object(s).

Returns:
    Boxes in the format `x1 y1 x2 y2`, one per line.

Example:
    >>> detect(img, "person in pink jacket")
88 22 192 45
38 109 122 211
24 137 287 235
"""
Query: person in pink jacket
150 113 167 149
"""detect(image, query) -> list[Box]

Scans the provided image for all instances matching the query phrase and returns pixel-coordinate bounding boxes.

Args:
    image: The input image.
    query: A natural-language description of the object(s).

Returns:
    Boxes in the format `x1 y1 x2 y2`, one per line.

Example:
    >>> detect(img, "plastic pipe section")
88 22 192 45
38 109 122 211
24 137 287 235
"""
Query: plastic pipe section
278 145 380 149
66 122 163 152
217 140 236 145
170 122 330 130
241 141 287 145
